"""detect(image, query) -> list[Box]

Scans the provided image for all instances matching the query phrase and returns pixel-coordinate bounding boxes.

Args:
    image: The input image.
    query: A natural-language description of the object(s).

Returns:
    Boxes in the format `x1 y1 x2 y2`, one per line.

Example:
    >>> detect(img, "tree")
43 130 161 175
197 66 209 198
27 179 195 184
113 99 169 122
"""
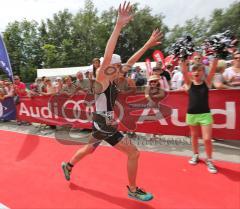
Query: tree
166 17 209 52
42 44 59 68
99 3 168 62
166 1 240 54
71 0 101 65
208 1 240 41
43 9 74 68
3 20 40 82
5 0 238 83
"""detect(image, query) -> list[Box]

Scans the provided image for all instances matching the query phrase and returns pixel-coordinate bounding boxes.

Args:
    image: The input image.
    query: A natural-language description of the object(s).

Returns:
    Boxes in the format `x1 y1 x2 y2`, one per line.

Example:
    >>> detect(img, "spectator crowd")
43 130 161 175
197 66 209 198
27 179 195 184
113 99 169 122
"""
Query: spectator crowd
0 51 240 105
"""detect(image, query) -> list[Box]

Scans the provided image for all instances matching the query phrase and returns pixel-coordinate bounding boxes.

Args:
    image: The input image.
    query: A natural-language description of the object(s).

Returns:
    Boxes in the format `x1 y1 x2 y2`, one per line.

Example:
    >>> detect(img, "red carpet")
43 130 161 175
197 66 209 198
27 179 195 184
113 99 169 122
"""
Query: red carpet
0 130 239 209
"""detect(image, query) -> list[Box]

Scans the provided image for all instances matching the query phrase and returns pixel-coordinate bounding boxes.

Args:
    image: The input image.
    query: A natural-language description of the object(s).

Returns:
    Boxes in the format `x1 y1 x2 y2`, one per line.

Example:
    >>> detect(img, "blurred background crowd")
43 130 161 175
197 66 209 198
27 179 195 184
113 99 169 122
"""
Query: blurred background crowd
0 51 239 104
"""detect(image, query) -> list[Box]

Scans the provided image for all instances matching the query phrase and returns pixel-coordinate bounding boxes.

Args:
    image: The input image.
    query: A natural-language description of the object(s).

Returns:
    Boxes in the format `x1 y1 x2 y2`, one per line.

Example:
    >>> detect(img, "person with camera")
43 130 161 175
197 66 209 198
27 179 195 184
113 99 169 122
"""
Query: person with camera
152 66 170 91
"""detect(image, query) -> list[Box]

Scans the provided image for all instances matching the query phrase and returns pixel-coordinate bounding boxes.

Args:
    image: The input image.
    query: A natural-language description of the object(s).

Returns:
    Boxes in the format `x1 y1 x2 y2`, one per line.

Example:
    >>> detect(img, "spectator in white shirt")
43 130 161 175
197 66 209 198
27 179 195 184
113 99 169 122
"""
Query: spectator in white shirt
171 66 184 90
223 51 240 88
212 60 231 89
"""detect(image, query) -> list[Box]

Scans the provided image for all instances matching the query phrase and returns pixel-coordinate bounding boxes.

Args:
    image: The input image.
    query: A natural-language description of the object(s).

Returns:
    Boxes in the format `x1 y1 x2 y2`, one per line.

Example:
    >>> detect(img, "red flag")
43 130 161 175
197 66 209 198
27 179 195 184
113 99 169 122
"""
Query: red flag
145 58 152 77
152 50 165 68
165 55 178 68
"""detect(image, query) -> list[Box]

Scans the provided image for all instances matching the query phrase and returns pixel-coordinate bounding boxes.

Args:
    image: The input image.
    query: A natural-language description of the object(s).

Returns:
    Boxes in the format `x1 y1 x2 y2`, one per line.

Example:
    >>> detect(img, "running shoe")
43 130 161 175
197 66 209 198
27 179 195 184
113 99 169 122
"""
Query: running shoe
127 186 153 201
61 162 72 181
206 160 218 174
188 154 199 165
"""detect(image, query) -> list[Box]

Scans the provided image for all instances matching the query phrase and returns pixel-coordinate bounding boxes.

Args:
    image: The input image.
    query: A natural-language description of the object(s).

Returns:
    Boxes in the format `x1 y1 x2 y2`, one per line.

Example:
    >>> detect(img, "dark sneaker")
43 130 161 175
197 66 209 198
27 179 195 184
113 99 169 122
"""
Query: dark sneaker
206 160 218 174
61 162 72 181
127 186 153 201
188 154 199 165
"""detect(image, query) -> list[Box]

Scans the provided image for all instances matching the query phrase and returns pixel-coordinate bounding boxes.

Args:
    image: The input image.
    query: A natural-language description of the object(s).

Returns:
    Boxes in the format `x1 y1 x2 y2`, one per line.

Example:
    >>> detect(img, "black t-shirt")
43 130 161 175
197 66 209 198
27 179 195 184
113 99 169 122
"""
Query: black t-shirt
160 71 171 81
187 82 210 114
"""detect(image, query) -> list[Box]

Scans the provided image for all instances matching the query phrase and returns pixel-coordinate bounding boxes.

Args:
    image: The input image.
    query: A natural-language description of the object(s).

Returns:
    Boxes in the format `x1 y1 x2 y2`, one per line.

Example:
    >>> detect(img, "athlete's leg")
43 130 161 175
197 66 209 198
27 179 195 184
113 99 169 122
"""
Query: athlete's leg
69 133 100 165
62 133 100 180
114 137 139 190
113 136 153 201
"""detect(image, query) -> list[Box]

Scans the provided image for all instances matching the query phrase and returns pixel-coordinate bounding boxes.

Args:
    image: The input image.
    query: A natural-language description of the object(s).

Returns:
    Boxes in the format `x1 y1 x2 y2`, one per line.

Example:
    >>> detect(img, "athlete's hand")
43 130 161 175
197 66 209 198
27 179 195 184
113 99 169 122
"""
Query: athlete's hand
116 1 133 28
145 29 163 48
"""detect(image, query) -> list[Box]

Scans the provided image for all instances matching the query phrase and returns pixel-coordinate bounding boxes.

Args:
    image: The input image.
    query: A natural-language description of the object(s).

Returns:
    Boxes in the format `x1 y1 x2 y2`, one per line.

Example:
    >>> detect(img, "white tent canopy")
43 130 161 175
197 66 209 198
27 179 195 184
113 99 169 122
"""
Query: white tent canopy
37 66 92 78
37 62 156 79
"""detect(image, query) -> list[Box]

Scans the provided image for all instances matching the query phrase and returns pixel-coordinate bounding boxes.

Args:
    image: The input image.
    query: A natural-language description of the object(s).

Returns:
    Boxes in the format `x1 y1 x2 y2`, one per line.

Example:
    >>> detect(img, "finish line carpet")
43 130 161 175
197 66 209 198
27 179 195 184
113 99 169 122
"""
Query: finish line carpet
0 130 239 209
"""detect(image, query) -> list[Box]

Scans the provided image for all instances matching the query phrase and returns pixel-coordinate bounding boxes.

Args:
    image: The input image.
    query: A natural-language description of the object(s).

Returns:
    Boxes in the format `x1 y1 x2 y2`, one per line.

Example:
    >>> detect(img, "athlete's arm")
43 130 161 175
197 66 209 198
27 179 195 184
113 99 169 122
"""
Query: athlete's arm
125 29 162 69
96 2 133 83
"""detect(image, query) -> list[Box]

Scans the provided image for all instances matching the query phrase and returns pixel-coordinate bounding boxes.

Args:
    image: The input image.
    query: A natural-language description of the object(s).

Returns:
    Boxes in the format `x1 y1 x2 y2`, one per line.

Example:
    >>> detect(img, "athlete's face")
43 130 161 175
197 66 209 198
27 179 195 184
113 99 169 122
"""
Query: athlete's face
104 63 123 81
112 63 122 79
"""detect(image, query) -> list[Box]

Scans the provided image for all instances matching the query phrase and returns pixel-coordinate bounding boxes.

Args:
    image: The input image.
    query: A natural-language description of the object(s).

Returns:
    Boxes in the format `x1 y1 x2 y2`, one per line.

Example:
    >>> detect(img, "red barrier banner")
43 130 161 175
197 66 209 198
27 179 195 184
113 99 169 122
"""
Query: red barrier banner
17 90 240 140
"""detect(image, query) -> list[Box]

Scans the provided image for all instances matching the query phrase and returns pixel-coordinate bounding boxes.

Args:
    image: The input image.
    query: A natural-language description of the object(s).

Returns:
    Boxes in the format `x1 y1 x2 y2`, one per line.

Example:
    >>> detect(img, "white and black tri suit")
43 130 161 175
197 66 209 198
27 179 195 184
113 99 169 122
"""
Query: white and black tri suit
92 81 124 146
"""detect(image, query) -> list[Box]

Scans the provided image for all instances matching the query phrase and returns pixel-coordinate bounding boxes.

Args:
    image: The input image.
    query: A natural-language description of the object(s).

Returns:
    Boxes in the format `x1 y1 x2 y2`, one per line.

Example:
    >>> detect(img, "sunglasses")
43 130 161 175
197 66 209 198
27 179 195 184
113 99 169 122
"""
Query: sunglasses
150 80 158 84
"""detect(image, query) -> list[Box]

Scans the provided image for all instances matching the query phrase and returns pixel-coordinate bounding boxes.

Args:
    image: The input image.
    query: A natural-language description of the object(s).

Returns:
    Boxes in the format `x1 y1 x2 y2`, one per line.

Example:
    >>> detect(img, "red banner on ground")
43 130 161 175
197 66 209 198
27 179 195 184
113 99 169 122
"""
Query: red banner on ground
17 90 240 140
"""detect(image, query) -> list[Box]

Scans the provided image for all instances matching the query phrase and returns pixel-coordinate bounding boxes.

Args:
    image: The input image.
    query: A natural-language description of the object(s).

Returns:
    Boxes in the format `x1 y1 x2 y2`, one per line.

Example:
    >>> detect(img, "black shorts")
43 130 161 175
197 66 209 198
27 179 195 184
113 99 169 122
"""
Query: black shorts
92 112 124 146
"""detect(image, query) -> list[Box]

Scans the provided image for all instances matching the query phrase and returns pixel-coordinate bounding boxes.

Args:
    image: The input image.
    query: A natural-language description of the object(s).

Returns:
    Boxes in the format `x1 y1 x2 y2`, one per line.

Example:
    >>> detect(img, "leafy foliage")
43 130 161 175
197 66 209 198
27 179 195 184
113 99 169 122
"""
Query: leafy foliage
2 0 239 82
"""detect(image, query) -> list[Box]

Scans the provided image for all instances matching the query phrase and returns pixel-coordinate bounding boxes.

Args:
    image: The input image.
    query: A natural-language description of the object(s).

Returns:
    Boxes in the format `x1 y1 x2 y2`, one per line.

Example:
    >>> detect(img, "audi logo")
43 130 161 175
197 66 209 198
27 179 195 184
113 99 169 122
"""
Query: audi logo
59 100 124 123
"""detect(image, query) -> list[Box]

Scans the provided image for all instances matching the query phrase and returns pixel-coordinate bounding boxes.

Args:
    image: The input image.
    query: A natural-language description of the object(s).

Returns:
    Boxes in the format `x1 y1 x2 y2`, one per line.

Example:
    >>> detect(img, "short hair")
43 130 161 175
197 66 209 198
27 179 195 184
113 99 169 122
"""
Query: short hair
76 71 83 76
64 76 72 81
92 58 100 63
216 60 226 73
152 66 161 71
14 75 20 80
191 64 205 71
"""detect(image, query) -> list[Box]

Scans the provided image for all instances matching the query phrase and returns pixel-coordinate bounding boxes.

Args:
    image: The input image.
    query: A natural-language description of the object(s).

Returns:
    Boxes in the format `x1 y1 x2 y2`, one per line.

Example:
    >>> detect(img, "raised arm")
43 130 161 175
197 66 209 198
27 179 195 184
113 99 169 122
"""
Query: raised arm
180 60 191 87
97 1 133 80
126 29 162 68
206 58 218 87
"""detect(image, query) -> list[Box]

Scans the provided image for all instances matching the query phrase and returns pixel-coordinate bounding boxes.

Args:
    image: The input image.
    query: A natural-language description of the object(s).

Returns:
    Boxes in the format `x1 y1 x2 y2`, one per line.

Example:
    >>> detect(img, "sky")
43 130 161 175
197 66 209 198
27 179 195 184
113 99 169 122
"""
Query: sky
0 0 237 32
